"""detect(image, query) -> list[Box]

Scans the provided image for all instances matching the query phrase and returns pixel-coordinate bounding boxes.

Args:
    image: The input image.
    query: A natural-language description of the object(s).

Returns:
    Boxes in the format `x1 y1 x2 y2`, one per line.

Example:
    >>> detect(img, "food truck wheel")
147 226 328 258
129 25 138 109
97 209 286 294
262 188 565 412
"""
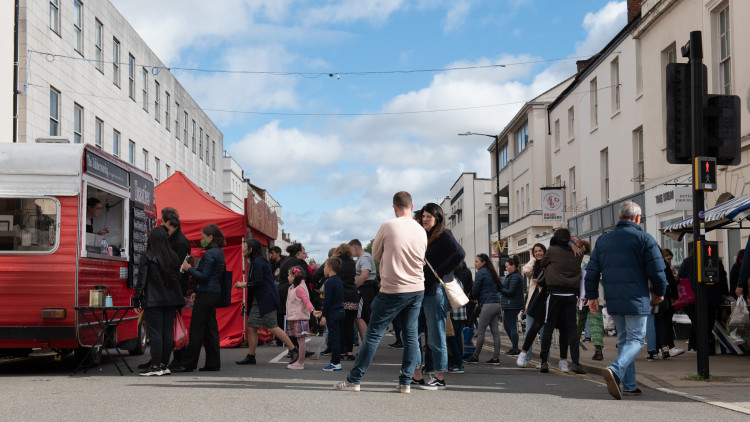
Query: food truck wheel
74 346 102 367
127 319 148 356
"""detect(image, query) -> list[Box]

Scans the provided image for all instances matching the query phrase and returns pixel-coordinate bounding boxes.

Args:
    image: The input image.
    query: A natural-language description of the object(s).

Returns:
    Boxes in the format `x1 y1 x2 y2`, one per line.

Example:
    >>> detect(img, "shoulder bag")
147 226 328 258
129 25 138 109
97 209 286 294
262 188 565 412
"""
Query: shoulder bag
426 260 469 310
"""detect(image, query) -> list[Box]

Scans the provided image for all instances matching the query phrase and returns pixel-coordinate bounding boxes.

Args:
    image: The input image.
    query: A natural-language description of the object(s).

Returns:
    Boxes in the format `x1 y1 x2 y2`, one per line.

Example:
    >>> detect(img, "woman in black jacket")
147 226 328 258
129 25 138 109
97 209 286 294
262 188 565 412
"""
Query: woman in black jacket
333 243 358 361
173 224 226 372
135 228 185 376
413 203 465 389
500 256 525 355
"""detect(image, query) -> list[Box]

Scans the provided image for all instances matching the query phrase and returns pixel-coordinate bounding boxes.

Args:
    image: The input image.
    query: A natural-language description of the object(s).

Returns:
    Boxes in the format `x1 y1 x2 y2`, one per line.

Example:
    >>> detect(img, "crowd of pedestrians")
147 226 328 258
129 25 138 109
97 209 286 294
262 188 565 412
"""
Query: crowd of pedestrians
134 198 710 400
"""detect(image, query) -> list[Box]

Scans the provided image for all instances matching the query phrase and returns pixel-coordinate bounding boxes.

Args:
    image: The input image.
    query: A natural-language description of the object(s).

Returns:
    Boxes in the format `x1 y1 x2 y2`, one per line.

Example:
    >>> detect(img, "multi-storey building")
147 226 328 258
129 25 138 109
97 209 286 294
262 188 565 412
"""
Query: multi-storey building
489 79 573 263
223 152 245 214
3 0 222 197
634 0 750 266
441 173 493 274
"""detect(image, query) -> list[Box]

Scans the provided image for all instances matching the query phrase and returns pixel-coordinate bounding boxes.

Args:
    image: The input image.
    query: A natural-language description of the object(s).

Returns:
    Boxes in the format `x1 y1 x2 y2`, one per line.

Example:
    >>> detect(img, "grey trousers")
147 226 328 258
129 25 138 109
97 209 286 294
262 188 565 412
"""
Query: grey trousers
473 302 503 360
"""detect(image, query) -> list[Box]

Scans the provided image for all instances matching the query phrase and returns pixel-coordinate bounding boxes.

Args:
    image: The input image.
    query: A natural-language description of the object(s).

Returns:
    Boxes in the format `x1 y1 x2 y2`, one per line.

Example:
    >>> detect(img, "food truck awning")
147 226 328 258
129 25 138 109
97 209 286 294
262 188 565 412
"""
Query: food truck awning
0 143 84 196
661 193 750 240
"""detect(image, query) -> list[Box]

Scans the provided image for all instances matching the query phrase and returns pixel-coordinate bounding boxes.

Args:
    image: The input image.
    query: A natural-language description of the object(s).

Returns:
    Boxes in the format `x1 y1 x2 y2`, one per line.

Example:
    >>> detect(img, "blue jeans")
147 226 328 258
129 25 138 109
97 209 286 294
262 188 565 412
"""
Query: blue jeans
609 314 647 391
447 318 465 367
503 309 521 351
421 285 450 373
327 311 344 365
646 313 656 352
348 291 424 386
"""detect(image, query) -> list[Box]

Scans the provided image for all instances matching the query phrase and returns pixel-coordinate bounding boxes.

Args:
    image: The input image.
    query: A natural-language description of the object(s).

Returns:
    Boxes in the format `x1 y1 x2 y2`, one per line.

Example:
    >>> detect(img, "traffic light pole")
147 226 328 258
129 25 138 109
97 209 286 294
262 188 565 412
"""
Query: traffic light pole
687 31 709 379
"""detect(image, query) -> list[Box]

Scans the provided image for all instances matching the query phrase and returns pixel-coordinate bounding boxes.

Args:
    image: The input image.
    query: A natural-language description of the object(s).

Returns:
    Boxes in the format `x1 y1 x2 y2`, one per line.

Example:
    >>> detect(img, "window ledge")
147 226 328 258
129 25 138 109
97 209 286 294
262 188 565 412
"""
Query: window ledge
568 136 575 144
635 92 643 101
590 126 598 135
611 110 621 119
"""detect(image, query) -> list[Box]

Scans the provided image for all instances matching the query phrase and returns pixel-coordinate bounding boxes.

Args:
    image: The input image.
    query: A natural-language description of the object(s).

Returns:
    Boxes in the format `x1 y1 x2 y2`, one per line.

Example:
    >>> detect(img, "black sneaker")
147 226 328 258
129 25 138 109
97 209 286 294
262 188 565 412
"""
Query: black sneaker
388 342 404 349
570 363 586 374
426 377 446 390
410 377 437 390
593 346 604 361
137 360 153 370
503 349 520 356
139 366 163 376
602 367 622 400
622 388 642 396
305 351 315 358
465 356 479 364
320 349 332 356
486 358 500 365
539 362 549 373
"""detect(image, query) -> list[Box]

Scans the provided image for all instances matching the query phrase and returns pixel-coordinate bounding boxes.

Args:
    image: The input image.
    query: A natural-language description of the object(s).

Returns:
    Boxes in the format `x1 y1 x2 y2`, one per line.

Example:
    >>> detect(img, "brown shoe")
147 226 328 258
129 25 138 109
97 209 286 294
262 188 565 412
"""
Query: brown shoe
602 368 622 400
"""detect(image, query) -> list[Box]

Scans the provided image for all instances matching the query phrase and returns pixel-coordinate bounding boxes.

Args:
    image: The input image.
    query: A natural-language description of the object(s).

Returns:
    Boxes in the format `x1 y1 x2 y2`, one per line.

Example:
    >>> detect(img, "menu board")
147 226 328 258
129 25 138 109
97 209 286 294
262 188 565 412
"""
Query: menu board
128 205 155 288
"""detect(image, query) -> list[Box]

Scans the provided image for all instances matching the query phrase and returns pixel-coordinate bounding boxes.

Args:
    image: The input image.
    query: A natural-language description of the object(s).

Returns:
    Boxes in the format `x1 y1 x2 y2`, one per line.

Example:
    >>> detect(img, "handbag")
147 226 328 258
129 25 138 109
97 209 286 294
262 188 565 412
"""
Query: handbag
426 260 469 310
218 268 232 308
173 313 188 351
673 277 695 310
445 312 455 337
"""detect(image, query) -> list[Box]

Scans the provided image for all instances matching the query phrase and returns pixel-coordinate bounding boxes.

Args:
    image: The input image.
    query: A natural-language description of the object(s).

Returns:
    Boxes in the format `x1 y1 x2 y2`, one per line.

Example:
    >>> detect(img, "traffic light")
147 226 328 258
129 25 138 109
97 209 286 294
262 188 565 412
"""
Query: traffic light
698 240 719 284
695 157 716 191
704 94 741 165
666 63 692 164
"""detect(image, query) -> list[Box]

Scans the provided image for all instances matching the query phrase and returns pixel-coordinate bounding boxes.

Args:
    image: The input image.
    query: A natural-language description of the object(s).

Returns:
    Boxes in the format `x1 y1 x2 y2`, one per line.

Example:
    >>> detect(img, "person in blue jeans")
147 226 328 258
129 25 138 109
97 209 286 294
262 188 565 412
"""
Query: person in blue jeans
315 257 345 372
500 256 525 355
334 191 428 393
585 202 666 399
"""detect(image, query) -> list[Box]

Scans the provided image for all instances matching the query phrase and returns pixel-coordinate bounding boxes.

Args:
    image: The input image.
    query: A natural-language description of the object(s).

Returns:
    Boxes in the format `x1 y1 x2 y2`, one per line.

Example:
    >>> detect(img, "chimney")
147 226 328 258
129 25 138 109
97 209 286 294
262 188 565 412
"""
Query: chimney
576 60 589 74
627 0 642 23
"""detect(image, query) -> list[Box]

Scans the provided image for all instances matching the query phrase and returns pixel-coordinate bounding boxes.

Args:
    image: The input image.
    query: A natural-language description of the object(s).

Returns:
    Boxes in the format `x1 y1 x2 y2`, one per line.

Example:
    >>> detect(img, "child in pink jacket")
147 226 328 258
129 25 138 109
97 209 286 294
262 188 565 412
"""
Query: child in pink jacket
286 266 315 369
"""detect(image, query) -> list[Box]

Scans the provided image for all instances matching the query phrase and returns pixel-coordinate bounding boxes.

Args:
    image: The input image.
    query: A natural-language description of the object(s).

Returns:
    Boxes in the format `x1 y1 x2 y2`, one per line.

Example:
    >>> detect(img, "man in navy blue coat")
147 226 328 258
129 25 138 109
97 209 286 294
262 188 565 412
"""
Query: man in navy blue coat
584 201 666 400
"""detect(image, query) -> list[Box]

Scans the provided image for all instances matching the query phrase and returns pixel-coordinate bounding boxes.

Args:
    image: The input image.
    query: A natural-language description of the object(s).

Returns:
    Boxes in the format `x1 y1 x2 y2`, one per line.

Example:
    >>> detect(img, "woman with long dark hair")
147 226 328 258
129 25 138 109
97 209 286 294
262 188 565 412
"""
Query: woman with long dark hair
413 203 465 390
518 243 546 363
235 238 299 366
134 227 185 376
172 224 226 372
466 253 503 365
332 243 358 361
500 256 525 355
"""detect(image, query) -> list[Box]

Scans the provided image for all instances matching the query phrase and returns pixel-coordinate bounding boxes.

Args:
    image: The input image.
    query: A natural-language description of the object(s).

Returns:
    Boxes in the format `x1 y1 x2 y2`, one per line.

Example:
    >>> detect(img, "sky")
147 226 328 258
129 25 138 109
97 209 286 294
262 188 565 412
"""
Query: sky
111 0 628 262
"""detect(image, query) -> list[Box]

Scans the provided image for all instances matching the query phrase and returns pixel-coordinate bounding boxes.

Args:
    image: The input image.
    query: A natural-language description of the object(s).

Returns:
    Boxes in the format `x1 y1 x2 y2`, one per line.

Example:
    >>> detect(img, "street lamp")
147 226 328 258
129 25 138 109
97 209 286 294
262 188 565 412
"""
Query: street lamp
459 131 504 261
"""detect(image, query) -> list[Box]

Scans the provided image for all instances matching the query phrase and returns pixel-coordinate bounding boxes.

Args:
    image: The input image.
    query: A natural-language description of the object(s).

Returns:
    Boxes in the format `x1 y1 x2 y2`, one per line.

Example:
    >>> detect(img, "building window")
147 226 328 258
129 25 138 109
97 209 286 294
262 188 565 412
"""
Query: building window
154 81 160 122
554 175 561 187
554 119 560 149
526 183 530 214
165 164 171 178
175 102 180 138
717 5 732 94
154 157 160 184
142 149 149 172
199 128 204 160
49 87 60 136
567 106 575 139
205 134 210 162
95 19 103 72
113 129 120 157
165 92 170 131
499 143 509 169
183 112 188 146
515 122 528 155
634 127 644 189
590 78 598 128
128 54 135 100
191 120 196 153
211 140 216 170
569 167 576 212
635 39 642 95
112 38 120 87
73 0 83 53
128 140 135 165
611 58 620 113
95 117 103 148
601 148 609 203
50 0 60 34
516 190 520 218
141 68 148 111
73 103 83 143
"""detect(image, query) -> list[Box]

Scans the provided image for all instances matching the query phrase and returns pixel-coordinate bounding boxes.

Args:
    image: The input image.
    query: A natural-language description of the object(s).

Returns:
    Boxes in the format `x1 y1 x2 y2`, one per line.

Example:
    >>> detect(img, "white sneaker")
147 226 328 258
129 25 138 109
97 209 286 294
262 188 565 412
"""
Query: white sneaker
516 352 528 368
559 360 569 373
396 384 410 394
535 363 541 369
333 380 360 391
669 347 685 357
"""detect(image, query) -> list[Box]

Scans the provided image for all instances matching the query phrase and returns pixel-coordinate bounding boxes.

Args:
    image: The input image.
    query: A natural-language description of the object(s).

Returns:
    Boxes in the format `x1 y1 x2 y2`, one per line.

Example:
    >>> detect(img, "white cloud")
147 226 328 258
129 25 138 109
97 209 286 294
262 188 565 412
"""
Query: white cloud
576 1 627 57
302 0 408 26
444 1 473 33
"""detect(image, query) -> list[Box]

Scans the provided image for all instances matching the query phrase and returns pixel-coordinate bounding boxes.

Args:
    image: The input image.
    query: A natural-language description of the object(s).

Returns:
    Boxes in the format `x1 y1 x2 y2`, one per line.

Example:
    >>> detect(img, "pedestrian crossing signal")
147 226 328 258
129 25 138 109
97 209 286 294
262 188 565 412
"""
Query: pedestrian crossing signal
697 240 719 285
695 157 716 191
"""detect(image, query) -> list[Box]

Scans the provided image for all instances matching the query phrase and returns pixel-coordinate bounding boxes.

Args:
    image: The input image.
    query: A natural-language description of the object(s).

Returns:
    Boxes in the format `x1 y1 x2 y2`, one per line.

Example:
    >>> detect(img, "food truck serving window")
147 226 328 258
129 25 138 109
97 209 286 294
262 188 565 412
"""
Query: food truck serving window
0 197 59 253
85 187 126 257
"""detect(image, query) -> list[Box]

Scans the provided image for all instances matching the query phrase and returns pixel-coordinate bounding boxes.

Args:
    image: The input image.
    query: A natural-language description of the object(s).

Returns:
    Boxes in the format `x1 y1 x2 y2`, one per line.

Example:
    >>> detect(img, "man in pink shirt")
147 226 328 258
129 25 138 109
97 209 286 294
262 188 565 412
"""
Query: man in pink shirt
334 191 428 394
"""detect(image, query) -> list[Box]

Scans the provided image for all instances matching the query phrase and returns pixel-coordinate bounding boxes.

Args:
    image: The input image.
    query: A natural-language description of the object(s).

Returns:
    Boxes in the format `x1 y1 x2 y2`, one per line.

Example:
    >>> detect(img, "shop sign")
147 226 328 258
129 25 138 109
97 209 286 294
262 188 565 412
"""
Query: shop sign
85 150 128 188
246 197 278 239
542 188 564 221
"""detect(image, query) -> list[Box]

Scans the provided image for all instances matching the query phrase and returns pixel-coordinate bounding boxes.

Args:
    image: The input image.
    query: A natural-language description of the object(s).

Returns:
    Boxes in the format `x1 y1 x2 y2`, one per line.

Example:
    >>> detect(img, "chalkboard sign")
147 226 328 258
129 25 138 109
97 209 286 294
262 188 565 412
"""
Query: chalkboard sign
128 205 155 288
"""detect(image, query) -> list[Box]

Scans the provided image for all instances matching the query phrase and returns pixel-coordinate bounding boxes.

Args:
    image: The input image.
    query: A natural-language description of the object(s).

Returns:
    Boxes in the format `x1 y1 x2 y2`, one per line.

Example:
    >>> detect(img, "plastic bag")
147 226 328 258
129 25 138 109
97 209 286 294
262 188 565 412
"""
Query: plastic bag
728 296 750 328
173 314 188 351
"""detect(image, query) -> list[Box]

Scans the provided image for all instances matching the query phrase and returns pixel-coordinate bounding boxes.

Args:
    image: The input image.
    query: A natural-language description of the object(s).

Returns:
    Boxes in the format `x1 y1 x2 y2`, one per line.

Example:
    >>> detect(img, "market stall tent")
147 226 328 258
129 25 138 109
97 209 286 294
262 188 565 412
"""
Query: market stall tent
156 171 246 347
661 193 750 240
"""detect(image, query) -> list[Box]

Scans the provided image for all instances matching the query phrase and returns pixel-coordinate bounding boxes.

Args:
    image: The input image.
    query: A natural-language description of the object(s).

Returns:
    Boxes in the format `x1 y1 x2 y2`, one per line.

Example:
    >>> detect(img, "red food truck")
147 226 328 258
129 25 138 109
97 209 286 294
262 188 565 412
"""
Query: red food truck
0 142 156 363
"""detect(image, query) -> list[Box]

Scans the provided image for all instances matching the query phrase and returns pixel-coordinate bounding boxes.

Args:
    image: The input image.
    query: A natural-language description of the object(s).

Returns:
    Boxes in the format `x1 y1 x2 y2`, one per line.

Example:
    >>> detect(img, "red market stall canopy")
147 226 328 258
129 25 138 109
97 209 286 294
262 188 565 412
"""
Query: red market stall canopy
156 171 246 347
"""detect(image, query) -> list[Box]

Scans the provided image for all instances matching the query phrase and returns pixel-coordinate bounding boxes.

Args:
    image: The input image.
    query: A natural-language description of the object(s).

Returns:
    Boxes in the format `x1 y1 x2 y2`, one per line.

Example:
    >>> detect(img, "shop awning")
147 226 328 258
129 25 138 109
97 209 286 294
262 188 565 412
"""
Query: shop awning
661 193 750 240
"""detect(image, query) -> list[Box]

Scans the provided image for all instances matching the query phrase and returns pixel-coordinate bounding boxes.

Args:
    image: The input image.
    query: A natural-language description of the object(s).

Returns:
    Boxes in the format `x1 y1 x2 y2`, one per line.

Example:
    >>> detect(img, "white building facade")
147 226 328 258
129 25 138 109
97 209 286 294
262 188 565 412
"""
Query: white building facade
4 0 222 197
442 173 492 273
223 152 245 214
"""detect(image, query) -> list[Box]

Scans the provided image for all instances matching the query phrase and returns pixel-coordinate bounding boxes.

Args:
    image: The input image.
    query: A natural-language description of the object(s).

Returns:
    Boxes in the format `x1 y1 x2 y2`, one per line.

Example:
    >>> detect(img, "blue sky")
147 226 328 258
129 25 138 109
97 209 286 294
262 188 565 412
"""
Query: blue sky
112 0 628 261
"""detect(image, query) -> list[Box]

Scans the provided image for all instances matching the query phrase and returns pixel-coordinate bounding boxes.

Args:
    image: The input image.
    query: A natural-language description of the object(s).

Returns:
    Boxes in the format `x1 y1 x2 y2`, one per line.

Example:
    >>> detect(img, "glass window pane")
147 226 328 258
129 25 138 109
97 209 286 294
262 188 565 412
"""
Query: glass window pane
0 198 59 253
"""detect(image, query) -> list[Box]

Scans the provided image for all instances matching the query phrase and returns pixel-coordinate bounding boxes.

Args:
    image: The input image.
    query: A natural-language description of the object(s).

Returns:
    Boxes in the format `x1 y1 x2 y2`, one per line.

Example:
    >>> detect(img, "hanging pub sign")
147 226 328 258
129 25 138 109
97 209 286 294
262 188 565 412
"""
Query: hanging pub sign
542 187 564 221
246 197 278 239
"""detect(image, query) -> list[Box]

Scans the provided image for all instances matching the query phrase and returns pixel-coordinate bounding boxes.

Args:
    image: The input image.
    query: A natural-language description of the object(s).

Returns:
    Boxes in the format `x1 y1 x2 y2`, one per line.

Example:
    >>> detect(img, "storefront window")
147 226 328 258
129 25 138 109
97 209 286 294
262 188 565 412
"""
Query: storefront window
0 197 59 253
84 187 125 257
660 217 686 268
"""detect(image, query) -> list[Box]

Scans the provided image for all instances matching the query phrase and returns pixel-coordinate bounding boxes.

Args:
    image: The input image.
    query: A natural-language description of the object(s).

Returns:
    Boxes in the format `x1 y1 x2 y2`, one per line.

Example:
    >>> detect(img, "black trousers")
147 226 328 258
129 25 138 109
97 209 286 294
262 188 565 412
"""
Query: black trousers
183 292 221 369
145 306 176 366
540 294 579 364
340 309 357 354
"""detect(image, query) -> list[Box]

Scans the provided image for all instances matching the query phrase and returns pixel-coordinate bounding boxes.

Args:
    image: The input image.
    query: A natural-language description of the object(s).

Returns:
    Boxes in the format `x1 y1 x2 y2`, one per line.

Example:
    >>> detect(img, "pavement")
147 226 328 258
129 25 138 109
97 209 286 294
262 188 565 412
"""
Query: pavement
513 324 750 415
